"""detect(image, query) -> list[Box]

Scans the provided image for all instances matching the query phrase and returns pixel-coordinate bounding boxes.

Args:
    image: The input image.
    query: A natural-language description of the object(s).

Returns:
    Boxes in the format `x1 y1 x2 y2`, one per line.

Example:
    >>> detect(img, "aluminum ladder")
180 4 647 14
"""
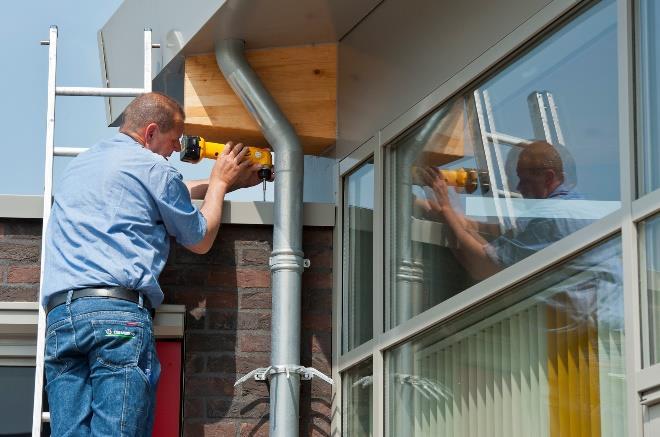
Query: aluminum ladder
472 88 566 231
31 25 159 436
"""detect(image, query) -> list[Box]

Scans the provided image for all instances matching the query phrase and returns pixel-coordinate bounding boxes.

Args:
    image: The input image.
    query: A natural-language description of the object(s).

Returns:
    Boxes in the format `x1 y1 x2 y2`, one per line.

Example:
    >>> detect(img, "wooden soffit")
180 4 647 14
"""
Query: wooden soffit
184 44 337 155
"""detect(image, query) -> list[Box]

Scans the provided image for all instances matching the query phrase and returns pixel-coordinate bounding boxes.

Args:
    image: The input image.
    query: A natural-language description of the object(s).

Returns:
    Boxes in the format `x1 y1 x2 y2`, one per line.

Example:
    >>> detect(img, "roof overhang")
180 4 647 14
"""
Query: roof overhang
99 0 381 125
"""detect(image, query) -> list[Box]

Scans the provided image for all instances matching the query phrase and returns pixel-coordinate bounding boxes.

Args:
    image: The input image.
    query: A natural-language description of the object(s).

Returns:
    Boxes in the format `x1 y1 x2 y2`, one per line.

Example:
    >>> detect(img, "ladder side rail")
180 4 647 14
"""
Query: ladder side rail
32 28 158 436
32 25 58 437
473 89 506 233
545 92 566 146
483 90 517 230
144 29 152 92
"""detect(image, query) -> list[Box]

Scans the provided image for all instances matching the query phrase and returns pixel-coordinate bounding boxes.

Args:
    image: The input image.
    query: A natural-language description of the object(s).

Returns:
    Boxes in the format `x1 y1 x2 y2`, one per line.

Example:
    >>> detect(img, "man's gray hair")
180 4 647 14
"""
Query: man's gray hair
120 92 185 133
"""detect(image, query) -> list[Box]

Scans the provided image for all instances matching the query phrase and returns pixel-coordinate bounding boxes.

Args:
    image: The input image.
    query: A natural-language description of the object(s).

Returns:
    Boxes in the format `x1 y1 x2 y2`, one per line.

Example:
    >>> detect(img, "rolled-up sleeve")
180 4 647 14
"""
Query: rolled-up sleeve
151 164 207 246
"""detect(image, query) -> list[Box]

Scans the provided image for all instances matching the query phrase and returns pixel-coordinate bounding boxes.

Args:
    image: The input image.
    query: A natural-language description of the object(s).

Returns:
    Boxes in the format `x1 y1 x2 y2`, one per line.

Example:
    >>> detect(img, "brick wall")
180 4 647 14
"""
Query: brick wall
162 224 333 437
0 218 334 437
0 218 42 301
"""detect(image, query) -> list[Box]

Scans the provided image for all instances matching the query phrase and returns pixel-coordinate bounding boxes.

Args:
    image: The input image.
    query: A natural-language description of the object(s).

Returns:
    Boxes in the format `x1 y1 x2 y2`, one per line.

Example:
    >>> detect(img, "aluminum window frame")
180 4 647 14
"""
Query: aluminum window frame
332 0 660 435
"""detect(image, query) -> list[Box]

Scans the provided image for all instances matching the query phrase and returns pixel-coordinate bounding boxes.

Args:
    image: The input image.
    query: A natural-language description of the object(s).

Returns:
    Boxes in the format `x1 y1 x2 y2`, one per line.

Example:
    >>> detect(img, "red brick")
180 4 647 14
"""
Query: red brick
186 333 236 353
235 354 270 375
208 311 238 330
208 269 270 289
0 242 40 262
7 265 40 284
311 333 331 354
304 247 333 270
206 353 270 375
239 334 270 353
240 381 269 398
237 312 270 330
185 376 236 397
1 220 42 239
207 399 243 418
240 291 271 309
302 272 332 290
184 398 205 419
185 354 205 373
302 290 332 312
240 248 269 266
0 286 39 302
170 289 238 309
184 420 237 437
240 421 269 437
302 313 332 331
302 228 333 246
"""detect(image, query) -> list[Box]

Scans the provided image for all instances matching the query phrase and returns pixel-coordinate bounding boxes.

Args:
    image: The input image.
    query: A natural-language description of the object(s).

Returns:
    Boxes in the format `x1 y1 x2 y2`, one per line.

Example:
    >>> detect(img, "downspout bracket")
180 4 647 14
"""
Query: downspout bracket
234 365 334 387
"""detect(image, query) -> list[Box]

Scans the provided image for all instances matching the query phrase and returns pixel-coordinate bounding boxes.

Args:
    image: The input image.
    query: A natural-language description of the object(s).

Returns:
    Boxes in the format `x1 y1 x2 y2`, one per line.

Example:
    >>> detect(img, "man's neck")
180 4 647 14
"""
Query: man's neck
119 130 145 146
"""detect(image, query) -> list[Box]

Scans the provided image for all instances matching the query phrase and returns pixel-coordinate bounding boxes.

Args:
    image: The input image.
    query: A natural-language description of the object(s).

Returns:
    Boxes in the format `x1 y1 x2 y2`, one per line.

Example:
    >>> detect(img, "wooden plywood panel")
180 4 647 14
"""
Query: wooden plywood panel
414 99 466 167
184 44 337 155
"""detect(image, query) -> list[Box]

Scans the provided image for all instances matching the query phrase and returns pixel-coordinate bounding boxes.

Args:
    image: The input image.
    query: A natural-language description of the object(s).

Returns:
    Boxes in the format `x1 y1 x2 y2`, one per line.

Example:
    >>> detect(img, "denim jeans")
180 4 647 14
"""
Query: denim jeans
45 294 160 437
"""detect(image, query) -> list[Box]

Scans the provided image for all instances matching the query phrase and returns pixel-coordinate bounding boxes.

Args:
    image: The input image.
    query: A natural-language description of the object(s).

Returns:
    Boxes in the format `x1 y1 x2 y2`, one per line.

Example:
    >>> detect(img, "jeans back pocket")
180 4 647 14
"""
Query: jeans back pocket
92 320 144 369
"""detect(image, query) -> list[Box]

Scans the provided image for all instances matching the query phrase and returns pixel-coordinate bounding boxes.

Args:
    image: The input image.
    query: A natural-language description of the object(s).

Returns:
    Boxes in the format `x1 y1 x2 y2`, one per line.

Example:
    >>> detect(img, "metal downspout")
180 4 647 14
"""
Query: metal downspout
215 39 332 437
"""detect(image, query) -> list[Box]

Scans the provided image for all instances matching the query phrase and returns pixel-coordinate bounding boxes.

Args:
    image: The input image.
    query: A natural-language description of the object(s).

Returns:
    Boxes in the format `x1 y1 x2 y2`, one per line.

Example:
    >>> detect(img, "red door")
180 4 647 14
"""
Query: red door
153 341 182 437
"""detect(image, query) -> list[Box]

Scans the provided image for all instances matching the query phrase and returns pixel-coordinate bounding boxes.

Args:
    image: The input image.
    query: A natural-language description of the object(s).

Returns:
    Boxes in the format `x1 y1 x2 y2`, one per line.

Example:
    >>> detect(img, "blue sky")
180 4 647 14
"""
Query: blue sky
0 1 123 196
0 1 336 202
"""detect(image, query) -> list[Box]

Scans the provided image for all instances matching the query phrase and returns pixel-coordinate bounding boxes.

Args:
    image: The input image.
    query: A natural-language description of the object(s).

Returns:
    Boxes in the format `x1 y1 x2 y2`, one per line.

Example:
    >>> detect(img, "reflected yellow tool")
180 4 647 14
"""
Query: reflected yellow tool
438 169 479 194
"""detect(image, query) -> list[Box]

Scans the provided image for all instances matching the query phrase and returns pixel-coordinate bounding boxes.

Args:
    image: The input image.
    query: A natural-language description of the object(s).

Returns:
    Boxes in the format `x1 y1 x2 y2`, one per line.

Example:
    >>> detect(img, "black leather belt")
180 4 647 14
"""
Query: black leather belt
46 287 153 313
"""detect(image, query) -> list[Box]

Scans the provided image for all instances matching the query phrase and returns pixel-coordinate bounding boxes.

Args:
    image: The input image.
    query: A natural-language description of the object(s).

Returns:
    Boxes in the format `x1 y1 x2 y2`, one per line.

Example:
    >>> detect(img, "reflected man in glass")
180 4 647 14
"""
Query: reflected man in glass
420 140 590 280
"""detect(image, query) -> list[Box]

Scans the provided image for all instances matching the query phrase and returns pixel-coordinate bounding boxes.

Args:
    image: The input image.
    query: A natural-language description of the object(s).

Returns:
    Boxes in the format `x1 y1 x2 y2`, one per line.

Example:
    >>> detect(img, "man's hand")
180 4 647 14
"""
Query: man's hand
418 167 454 216
209 142 252 190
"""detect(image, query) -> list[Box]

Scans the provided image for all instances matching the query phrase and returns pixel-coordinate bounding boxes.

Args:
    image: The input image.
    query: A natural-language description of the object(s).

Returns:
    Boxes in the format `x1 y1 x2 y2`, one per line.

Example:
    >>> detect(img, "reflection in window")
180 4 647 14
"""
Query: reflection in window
638 0 660 195
387 0 620 327
641 214 660 365
343 159 374 352
0 367 36 436
387 237 625 437
343 360 373 437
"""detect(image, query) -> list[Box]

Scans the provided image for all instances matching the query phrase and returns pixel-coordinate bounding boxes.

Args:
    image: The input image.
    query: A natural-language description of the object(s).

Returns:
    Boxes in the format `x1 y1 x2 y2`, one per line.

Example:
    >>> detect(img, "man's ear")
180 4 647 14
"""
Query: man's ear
544 169 558 186
143 123 158 148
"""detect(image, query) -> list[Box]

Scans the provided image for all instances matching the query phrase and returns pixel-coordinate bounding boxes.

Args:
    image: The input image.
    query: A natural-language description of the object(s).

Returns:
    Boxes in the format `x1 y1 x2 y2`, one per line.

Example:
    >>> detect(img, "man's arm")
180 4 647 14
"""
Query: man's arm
184 143 253 254
185 162 265 200
186 179 209 200
422 169 502 280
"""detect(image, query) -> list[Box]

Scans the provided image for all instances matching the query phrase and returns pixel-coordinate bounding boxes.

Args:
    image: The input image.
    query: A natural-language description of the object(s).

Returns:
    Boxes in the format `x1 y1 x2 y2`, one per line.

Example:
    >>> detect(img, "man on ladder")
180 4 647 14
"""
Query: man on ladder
43 91 266 435
41 92 263 436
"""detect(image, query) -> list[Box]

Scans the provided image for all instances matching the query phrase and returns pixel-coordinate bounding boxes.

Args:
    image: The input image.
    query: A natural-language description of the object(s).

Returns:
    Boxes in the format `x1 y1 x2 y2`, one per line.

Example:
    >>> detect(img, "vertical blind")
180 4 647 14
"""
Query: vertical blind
395 275 625 436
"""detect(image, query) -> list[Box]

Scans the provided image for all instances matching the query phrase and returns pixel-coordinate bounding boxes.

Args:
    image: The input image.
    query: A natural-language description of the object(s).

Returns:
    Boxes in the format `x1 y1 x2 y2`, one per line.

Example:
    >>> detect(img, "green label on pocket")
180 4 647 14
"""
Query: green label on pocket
104 328 136 339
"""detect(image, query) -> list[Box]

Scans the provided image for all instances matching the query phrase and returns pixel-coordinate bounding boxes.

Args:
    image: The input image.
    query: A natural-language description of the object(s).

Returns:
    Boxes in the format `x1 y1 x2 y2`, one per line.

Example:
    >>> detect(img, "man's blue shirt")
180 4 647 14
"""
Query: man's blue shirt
42 133 207 307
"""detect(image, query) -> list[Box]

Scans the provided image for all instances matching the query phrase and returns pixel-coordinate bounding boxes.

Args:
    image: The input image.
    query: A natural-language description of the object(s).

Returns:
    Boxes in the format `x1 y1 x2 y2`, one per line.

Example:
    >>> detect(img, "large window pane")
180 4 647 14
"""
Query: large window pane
0 366 36 436
343 360 373 436
641 213 660 365
387 0 620 327
343 159 375 352
638 0 660 195
387 237 625 436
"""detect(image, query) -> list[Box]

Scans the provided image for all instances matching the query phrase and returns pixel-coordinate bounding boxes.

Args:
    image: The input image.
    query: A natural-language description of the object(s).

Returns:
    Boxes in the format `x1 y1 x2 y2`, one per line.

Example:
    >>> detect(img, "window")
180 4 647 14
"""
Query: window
640 213 660 366
343 158 375 352
386 236 626 436
0 366 38 436
343 360 373 437
637 0 660 195
386 0 620 327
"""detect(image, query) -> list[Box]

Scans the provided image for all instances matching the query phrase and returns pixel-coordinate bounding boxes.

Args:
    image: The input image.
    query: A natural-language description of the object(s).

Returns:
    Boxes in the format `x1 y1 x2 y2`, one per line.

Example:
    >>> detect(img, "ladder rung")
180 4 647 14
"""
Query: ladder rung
54 147 89 157
55 86 145 97
42 411 50 422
